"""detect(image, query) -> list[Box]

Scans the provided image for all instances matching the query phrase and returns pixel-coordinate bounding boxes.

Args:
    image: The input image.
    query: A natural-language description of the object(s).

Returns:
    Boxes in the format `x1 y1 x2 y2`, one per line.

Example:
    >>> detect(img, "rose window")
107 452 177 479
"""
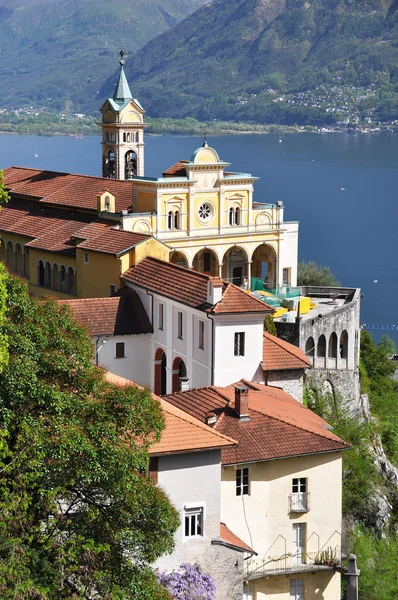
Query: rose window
198 203 212 222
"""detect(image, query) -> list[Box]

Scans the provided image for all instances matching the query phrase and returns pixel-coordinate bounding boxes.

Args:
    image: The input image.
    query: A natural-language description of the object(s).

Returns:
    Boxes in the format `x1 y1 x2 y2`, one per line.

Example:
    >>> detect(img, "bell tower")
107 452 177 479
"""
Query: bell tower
100 51 146 179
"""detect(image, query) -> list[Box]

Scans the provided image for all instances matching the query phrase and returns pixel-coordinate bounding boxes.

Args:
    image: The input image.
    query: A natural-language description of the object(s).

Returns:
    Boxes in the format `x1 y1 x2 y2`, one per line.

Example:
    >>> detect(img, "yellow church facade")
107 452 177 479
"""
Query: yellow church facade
0 58 298 299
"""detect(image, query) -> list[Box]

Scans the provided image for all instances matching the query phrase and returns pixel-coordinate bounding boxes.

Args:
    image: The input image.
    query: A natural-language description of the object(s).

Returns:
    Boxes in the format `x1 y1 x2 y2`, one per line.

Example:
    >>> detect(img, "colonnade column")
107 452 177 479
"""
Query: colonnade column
247 261 252 289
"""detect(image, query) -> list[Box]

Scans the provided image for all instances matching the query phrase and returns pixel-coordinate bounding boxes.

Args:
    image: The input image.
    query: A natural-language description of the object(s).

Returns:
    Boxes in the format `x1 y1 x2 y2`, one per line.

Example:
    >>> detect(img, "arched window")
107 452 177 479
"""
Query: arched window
340 330 348 360
168 211 174 230
168 210 180 231
37 260 45 287
135 132 139 142
305 337 315 364
154 348 167 396
174 210 180 230
328 332 338 358
125 151 137 179
67 267 75 295
14 243 22 274
229 207 235 225
235 207 240 225
59 266 67 292
5 241 12 268
317 335 326 358
45 262 52 289
123 133 126 142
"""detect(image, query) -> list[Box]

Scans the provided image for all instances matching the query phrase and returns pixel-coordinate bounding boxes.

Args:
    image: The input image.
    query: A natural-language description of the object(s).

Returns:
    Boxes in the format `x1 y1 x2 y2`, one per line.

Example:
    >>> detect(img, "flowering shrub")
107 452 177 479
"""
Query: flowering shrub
158 563 216 599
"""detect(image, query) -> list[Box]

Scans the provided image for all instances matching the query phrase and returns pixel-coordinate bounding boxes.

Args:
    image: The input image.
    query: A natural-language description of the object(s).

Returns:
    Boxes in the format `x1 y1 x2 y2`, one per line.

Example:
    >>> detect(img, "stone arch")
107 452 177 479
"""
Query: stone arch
328 332 338 358
121 111 141 124
125 150 137 179
67 267 76 295
154 348 167 396
255 212 272 228
251 243 277 289
132 220 152 234
5 241 13 269
37 259 45 287
14 243 23 274
172 356 188 393
45 261 52 289
53 263 59 291
305 336 315 365
317 335 326 360
103 149 115 179
223 245 248 286
340 330 348 363
193 247 220 276
59 265 67 292
170 251 189 268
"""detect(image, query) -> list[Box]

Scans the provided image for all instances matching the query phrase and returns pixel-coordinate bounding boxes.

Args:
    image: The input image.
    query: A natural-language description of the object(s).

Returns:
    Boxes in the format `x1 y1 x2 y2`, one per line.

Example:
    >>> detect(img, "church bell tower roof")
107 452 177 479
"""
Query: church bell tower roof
113 51 133 103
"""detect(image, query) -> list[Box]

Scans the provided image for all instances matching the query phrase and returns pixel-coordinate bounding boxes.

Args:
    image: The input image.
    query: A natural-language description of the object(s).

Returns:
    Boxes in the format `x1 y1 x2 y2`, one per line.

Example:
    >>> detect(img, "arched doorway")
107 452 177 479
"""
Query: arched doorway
172 357 188 393
37 260 45 287
251 244 277 290
223 247 248 286
125 151 137 179
193 248 219 276
14 243 23 275
170 251 188 268
45 262 52 288
5 241 12 269
154 348 167 396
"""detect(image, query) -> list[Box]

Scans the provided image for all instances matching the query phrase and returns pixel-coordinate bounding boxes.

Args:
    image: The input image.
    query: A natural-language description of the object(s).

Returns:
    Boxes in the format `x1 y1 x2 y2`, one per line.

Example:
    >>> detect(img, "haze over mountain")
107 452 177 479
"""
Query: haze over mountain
112 0 398 124
0 0 208 110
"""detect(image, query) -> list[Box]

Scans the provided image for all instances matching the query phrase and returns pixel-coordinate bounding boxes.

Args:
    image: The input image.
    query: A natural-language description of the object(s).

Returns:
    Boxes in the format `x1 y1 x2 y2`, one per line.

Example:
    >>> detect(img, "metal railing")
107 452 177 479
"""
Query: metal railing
245 546 341 579
288 492 310 513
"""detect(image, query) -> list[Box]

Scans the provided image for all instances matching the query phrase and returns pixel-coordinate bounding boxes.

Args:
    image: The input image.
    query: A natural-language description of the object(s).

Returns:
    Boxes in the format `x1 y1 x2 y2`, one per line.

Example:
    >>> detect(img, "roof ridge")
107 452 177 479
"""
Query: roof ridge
7 166 134 185
263 331 311 365
144 256 211 280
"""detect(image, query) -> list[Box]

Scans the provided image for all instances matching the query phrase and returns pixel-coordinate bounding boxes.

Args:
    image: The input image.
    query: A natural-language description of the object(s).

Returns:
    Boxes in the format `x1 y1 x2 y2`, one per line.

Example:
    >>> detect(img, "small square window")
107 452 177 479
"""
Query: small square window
84 252 89 264
234 332 245 356
177 311 183 340
116 342 125 358
199 320 205 349
236 467 249 496
159 303 164 330
184 507 203 539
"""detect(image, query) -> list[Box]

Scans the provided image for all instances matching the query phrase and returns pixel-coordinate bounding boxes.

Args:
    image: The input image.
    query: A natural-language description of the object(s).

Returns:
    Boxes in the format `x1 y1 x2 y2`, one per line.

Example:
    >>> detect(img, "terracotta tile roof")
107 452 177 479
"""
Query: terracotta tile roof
58 294 152 335
25 219 92 255
77 228 151 255
4 166 133 212
103 372 237 455
262 332 312 371
212 523 256 555
122 257 273 314
163 382 350 464
162 160 189 177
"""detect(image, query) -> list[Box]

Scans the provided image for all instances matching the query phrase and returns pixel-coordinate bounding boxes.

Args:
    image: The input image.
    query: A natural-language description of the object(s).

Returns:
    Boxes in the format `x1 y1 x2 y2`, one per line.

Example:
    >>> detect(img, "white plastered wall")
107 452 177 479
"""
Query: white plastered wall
94 333 152 387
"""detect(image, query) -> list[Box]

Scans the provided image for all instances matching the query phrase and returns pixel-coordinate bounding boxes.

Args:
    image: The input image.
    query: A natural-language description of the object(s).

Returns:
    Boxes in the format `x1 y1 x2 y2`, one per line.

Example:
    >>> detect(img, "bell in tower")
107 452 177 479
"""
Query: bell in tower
100 51 146 179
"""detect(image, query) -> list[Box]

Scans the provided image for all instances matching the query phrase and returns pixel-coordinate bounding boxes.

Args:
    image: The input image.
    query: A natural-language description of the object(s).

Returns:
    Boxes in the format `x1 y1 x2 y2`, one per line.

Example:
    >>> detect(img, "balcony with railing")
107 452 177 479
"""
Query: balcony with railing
289 492 310 513
245 547 341 580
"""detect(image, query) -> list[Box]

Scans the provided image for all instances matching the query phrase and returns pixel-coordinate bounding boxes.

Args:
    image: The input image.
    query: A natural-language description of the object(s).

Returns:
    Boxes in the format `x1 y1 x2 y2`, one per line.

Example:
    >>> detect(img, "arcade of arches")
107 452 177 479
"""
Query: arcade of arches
154 349 188 395
305 330 349 368
170 243 278 288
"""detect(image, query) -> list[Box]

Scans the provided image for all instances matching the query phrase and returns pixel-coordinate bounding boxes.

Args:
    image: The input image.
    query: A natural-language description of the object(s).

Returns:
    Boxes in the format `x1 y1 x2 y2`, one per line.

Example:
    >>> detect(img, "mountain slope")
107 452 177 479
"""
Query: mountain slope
0 0 208 110
114 0 398 123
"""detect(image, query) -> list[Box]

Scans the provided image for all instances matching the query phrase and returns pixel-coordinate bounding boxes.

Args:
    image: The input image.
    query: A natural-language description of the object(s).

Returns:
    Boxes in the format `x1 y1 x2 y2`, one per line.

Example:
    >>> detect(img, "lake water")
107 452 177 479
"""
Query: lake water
0 131 397 345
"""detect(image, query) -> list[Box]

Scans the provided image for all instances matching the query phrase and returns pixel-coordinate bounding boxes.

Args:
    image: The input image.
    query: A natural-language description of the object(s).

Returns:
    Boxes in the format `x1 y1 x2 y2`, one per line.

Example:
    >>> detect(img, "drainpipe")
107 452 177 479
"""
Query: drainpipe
207 313 215 386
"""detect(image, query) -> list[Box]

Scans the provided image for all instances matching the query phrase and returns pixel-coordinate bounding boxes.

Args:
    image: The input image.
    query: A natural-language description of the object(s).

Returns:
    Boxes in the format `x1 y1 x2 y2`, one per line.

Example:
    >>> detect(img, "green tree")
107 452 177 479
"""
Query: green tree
0 170 9 205
378 334 396 355
263 314 277 336
0 273 178 599
297 260 341 287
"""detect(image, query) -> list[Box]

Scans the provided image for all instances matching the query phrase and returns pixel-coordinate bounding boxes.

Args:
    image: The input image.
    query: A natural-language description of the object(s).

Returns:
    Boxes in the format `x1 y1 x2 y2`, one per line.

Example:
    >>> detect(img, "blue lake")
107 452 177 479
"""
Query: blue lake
0 131 397 345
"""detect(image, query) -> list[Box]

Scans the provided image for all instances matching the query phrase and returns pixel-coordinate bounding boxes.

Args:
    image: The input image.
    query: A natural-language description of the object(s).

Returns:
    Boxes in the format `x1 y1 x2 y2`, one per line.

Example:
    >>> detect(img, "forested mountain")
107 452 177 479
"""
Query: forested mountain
0 0 208 111
112 0 398 124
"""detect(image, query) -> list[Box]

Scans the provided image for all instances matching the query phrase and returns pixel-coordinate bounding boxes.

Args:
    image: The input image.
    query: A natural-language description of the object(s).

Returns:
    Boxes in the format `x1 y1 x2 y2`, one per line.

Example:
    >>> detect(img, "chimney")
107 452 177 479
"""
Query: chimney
207 278 223 306
205 412 217 426
179 376 190 392
234 386 250 421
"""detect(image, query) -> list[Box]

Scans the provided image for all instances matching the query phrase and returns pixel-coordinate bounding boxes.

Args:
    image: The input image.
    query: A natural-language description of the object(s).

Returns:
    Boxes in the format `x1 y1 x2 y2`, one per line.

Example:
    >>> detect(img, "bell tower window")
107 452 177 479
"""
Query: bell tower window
125 151 137 179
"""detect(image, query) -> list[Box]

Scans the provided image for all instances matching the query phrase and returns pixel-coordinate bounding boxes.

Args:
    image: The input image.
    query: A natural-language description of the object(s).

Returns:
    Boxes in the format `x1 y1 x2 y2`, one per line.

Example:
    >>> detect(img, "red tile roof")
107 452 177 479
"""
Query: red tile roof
4 166 133 212
59 293 152 335
163 382 350 464
122 257 273 314
212 524 256 555
77 228 151 255
162 160 189 177
262 332 312 371
25 220 91 255
103 372 237 455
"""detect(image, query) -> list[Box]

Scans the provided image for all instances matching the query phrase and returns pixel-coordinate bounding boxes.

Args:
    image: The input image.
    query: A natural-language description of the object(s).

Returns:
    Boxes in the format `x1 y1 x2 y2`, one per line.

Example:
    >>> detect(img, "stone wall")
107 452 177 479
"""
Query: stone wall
267 370 304 402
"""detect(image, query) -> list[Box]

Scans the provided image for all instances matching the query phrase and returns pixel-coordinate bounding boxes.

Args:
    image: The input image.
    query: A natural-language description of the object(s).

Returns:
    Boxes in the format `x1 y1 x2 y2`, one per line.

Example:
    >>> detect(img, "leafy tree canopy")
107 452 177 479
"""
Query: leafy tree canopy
0 269 178 599
0 170 9 206
263 314 277 336
378 334 396 355
297 260 341 287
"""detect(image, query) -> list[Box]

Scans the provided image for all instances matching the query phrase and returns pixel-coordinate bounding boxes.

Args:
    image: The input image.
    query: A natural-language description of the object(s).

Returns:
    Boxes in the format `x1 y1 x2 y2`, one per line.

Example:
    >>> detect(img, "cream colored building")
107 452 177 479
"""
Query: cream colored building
163 381 350 600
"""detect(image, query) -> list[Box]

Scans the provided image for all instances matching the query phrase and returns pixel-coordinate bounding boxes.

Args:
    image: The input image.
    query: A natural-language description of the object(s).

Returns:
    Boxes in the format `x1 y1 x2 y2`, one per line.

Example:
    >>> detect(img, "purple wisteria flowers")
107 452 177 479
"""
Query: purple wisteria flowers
158 563 216 599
